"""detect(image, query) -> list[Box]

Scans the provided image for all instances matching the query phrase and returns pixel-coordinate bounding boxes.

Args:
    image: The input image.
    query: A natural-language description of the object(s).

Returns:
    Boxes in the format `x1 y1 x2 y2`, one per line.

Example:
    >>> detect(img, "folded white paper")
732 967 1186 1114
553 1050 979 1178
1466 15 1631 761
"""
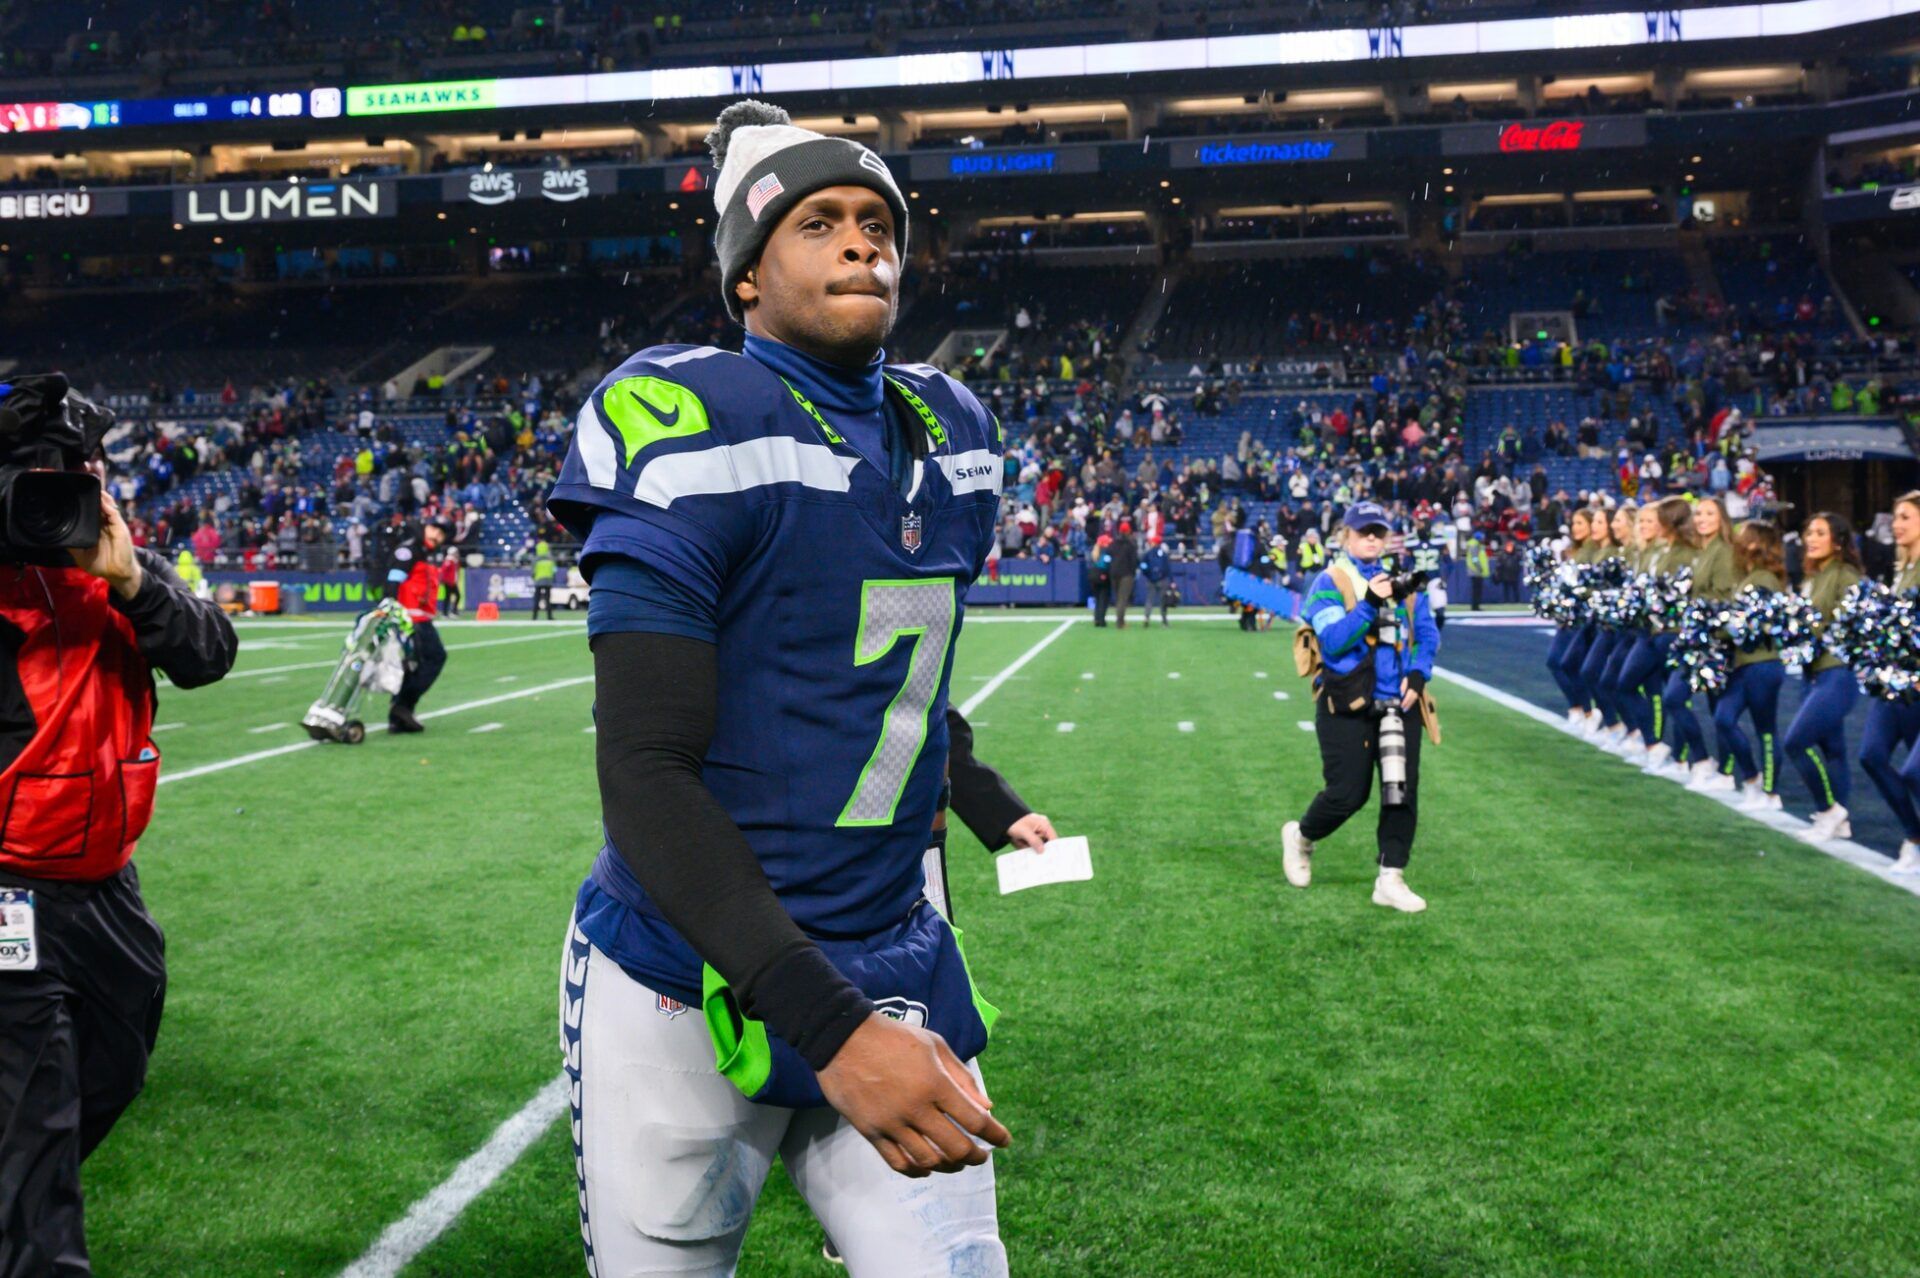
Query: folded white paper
996 835 1093 895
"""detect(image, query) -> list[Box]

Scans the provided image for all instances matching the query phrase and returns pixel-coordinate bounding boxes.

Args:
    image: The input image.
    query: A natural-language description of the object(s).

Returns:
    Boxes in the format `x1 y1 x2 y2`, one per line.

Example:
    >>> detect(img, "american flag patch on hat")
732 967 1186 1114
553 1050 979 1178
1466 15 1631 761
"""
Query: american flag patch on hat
745 172 784 221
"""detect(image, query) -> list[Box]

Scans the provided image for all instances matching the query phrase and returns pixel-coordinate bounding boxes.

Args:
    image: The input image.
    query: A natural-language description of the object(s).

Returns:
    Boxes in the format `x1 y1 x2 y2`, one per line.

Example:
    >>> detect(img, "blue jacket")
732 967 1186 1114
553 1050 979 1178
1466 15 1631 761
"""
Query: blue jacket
1305 555 1440 701
1141 544 1171 583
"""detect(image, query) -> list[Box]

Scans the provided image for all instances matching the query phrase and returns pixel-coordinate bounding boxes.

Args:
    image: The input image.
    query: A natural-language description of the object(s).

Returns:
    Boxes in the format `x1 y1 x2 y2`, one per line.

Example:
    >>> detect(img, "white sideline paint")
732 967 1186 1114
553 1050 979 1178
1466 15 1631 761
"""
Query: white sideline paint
335 614 1077 1278
159 676 593 786
175 629 583 685
152 723 184 732
335 1075 571 1278
1432 665 1920 901
247 723 289 735
468 723 504 734
956 619 1074 717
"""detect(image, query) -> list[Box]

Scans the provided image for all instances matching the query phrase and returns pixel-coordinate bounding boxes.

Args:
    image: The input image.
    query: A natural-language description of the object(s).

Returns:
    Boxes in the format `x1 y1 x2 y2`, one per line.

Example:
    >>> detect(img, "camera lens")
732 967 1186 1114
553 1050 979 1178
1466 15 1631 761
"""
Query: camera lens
6 470 100 549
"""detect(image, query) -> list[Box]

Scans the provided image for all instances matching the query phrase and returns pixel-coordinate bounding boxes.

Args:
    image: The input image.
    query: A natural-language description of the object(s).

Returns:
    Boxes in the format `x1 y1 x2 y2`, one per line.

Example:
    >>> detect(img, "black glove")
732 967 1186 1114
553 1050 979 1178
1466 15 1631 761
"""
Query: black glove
1404 670 1427 697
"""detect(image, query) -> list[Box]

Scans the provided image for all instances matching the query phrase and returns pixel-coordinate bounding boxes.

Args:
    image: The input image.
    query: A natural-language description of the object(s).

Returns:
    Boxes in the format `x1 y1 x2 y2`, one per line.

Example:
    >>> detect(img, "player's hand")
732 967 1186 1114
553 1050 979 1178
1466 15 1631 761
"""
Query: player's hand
1006 812 1056 853
1367 575 1393 601
70 491 143 600
817 1013 1011 1178
1400 677 1420 711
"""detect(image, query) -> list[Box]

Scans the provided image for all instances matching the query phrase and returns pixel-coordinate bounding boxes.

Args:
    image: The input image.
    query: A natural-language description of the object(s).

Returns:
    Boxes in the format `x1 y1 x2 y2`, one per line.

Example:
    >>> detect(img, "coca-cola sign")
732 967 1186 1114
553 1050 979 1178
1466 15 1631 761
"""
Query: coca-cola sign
1442 115 1645 157
1498 120 1585 152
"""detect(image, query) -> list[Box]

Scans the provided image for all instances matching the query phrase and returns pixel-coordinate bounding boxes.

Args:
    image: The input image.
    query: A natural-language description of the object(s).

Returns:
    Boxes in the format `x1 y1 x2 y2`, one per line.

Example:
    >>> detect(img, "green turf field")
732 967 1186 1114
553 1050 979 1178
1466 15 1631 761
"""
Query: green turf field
84 613 1920 1277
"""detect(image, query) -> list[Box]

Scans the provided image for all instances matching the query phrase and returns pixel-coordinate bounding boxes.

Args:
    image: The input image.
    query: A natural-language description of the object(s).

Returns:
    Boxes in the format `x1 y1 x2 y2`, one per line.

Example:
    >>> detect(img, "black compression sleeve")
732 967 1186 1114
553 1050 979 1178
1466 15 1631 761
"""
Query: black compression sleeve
945 707 1031 852
592 630 874 1070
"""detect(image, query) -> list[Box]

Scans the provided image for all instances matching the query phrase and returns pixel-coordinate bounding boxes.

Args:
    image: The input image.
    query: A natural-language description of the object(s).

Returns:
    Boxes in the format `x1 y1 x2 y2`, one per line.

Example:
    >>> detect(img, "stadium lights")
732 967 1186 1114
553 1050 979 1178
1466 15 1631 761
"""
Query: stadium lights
668 201 679 209
1692 154 1703 162
437 211 446 219
172 222 181 230
928 208 939 215
1686 173 1696 181
910 191 920 199
1443 167 1453 175
695 216 706 224
1170 197 1181 204
1160 179 1170 188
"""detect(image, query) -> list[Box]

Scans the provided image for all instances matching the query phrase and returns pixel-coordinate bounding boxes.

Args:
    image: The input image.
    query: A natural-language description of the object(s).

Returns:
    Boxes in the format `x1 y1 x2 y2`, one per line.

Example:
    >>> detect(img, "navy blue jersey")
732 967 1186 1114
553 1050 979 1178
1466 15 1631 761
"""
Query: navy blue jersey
548 342 1004 1000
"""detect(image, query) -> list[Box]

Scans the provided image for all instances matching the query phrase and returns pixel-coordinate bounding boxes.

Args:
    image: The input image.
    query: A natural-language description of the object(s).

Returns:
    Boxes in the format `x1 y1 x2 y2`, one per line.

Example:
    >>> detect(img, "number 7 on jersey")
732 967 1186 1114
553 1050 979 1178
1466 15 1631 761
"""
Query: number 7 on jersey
837 578 958 827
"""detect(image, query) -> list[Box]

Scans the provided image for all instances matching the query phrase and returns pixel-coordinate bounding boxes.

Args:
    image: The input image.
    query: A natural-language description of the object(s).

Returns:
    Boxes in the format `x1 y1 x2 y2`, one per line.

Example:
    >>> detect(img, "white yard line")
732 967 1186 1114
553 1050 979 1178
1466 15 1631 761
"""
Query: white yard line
336 615 1079 1278
336 1076 571 1278
1432 665 1920 901
180 629 582 685
247 723 289 735
159 677 592 786
956 619 1075 717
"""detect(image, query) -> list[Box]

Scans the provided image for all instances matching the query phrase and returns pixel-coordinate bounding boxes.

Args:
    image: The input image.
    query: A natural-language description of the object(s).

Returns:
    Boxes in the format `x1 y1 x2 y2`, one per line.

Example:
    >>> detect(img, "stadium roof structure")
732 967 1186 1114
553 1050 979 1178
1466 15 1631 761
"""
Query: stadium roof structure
1 0 1915 136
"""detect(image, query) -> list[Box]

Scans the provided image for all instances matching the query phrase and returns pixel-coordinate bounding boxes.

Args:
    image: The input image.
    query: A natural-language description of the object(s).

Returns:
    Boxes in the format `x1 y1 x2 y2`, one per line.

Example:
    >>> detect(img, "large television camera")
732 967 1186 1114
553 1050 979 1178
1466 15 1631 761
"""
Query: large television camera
0 373 114 551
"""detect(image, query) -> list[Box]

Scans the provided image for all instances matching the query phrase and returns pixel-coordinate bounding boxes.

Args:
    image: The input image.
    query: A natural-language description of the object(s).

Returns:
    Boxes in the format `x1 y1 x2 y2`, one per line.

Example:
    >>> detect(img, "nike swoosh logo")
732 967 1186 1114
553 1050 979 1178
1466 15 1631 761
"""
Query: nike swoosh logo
630 390 678 428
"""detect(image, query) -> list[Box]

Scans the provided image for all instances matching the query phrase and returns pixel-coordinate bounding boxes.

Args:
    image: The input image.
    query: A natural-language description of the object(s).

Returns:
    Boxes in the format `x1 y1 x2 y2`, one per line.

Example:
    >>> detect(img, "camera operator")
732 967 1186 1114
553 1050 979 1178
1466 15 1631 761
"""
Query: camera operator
0 374 238 1278
1282 502 1440 914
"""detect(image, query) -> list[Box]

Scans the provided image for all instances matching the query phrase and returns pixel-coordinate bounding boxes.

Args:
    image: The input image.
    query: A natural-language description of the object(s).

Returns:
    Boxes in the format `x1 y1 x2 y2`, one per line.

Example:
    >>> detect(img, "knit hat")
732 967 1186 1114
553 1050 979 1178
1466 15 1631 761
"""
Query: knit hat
704 100 909 323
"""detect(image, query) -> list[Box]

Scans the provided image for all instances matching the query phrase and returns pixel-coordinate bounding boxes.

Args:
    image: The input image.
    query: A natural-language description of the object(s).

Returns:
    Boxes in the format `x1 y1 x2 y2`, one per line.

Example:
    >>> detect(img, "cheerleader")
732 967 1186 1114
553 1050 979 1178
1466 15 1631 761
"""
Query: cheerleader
1586 504 1639 749
1611 502 1678 762
1573 506 1621 737
1711 521 1787 811
1673 497 1740 788
1868 492 1920 871
1548 509 1600 727
1781 512 1866 841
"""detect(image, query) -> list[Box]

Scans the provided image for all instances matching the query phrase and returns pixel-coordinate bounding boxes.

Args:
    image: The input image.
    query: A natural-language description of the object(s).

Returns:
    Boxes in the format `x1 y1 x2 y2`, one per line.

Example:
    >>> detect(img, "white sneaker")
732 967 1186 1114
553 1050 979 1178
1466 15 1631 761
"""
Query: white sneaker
1738 783 1783 812
1282 821 1313 889
1584 709 1606 736
1642 742 1673 771
1684 760 1729 789
1806 805 1852 842
1372 869 1427 913
1893 841 1920 873
1566 708 1585 728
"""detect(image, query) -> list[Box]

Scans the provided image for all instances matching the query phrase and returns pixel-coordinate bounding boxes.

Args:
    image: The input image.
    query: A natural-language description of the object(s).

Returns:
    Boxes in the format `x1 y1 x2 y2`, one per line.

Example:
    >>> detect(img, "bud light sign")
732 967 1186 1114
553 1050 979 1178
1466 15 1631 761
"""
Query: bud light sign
1443 115 1645 156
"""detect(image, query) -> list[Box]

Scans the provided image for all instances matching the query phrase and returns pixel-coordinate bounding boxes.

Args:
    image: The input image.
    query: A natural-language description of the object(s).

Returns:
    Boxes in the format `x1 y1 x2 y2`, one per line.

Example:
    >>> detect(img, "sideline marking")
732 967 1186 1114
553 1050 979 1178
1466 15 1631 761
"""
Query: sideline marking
336 1076 570 1278
181 630 581 685
1433 664 1920 901
160 677 592 786
247 723 289 735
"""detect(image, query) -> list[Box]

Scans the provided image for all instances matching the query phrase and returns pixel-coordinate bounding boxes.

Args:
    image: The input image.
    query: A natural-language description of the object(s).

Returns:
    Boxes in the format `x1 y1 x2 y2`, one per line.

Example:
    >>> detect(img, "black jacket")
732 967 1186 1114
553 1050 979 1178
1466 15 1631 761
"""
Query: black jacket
946 708 1030 852
0 548 239 771
1109 536 1140 578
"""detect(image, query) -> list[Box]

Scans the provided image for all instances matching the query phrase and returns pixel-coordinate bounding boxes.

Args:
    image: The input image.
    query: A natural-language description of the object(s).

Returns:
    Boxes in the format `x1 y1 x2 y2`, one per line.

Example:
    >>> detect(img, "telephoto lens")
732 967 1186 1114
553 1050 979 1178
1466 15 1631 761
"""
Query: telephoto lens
1378 705 1409 807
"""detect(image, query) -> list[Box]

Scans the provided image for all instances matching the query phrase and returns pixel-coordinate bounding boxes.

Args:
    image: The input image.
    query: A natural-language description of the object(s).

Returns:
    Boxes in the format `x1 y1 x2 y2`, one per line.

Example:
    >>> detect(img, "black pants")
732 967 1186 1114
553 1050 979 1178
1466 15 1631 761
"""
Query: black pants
1470 577 1485 610
0 863 167 1278
394 621 446 714
1300 702 1423 869
442 582 461 617
1091 581 1111 627
532 584 554 620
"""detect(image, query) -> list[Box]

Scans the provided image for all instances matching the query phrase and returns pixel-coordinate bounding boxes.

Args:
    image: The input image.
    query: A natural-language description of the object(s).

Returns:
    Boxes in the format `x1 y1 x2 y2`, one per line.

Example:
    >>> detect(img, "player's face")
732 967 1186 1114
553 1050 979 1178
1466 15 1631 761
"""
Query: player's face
743 187 900 367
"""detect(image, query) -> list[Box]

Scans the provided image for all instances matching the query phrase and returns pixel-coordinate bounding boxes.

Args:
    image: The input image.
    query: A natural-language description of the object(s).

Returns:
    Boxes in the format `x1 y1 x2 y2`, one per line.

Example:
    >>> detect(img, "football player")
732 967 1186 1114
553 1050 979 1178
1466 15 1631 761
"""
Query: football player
547 101 1011 1276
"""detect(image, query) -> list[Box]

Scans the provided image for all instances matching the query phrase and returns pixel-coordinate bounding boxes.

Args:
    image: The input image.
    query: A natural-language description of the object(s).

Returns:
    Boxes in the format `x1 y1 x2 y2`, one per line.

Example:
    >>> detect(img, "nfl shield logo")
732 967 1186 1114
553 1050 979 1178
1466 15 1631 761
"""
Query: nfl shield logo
656 993 687 1019
901 512 923 553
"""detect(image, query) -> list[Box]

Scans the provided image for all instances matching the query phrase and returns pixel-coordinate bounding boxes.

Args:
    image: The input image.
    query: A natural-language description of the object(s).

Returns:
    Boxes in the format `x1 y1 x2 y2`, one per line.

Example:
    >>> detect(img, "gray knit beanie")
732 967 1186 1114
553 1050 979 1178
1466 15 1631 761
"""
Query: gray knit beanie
705 100 909 323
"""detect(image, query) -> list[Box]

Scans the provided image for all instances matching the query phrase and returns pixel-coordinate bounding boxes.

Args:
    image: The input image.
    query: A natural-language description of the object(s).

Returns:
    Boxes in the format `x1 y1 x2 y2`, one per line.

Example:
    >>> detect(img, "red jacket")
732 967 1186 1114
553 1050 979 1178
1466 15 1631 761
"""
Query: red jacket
0 568 158 882
394 546 440 624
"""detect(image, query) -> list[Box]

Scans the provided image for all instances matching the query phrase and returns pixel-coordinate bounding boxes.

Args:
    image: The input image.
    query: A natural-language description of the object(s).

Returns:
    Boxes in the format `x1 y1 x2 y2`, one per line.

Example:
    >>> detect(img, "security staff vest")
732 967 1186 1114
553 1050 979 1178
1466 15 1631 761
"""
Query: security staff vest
0 565 159 883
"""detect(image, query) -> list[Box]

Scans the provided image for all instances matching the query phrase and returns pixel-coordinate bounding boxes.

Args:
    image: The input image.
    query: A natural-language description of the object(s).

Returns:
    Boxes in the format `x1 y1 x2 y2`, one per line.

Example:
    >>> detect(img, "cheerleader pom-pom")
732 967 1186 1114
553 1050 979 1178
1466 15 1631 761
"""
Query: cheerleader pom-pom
1669 598 1734 695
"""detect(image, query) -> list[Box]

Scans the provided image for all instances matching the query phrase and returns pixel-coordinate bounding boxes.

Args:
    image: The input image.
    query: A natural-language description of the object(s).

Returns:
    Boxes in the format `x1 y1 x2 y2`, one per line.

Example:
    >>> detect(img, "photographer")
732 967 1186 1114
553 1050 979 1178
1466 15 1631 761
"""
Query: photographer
0 375 238 1278
1282 502 1440 914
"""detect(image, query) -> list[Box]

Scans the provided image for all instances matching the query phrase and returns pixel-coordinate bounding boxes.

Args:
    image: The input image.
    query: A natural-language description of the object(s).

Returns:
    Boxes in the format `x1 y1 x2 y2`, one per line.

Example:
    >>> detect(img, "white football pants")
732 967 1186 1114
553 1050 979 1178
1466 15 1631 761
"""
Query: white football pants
559 917 1007 1277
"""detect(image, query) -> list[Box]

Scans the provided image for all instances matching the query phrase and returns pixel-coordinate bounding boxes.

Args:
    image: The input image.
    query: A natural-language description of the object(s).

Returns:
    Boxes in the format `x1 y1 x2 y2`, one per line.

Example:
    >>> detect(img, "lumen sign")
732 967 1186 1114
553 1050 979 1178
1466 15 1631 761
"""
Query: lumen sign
173 179 395 223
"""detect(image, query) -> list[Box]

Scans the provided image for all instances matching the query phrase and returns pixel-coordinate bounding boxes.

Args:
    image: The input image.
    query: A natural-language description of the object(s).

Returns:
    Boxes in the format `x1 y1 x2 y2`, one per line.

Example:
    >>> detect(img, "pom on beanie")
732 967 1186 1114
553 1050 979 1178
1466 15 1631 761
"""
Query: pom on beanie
705 100 792 172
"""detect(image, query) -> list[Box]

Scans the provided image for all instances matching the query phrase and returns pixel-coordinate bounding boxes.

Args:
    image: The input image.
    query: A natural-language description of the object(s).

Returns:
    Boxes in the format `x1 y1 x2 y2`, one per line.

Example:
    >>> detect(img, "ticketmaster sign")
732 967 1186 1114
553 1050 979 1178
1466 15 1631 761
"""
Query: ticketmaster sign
1170 135 1367 168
